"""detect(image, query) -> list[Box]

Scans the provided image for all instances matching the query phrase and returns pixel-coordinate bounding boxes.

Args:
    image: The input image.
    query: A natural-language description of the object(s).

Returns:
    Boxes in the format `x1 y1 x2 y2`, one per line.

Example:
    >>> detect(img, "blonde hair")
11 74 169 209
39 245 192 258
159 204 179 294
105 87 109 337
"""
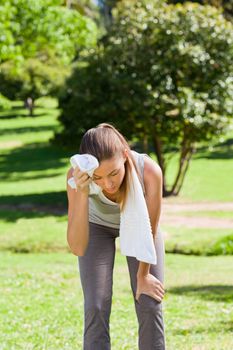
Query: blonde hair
79 123 141 210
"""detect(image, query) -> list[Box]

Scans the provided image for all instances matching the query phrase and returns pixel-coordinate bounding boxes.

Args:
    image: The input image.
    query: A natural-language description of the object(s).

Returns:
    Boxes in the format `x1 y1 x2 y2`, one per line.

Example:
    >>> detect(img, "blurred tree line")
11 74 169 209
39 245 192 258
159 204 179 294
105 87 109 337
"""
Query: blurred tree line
0 0 232 195
0 0 98 114
98 0 233 21
55 0 233 196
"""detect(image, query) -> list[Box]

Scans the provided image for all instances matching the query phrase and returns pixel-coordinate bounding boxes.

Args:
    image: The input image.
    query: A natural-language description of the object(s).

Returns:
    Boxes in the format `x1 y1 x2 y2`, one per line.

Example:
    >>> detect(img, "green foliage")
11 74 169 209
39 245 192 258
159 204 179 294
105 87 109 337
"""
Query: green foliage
0 0 97 65
55 0 233 149
167 1 233 20
0 0 98 101
67 0 101 22
207 234 233 255
0 63 23 100
0 93 11 110
165 226 233 256
0 57 70 102
1 252 233 349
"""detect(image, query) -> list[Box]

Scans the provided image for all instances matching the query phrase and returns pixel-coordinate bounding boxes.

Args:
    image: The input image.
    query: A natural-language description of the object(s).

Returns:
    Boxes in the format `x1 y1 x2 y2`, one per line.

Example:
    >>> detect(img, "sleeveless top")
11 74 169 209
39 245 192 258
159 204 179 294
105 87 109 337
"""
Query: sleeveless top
88 150 148 229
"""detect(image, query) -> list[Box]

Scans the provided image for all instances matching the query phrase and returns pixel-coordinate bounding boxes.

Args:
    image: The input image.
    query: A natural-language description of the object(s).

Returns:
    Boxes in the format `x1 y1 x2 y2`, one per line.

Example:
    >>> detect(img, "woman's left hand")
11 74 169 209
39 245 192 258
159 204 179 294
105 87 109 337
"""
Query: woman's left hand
136 273 165 303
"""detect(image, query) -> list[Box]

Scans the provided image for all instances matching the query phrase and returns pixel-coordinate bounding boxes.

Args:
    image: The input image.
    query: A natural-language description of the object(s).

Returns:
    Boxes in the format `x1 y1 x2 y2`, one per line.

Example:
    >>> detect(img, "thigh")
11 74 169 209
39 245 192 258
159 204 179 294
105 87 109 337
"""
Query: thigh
78 223 119 306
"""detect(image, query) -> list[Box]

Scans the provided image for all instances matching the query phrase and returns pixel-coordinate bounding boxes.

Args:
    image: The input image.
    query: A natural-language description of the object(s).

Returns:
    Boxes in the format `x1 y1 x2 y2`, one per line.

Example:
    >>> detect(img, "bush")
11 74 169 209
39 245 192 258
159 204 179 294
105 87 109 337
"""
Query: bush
207 234 233 255
0 93 11 110
54 0 233 195
55 1 233 149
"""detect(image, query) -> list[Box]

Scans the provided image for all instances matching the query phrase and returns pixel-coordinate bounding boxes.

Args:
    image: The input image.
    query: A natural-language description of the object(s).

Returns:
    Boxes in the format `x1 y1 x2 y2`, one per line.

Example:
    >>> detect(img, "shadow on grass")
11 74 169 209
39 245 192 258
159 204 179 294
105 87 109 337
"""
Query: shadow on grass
0 108 46 119
173 320 233 336
0 192 67 221
169 285 233 303
0 142 70 180
0 209 67 222
0 126 57 136
0 103 59 119
194 138 233 160
194 149 233 160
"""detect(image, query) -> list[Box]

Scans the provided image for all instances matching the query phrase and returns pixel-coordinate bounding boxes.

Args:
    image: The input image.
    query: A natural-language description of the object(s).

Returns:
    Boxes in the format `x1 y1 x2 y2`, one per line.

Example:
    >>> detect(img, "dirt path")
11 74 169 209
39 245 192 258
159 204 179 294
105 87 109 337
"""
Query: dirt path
161 199 233 229
0 200 232 229
162 200 233 212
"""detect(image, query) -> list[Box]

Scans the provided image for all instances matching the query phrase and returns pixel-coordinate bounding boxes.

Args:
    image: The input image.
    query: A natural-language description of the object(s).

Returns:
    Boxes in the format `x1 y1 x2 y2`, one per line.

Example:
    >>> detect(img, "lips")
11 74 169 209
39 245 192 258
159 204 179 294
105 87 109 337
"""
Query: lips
105 187 116 193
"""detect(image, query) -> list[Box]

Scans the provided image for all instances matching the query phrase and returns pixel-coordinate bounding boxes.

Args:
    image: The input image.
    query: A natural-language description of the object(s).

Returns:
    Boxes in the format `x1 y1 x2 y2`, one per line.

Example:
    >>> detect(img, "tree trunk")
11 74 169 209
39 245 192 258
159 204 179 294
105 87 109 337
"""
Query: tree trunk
25 97 34 116
152 134 167 196
166 137 195 196
174 147 194 195
152 130 195 197
66 0 72 9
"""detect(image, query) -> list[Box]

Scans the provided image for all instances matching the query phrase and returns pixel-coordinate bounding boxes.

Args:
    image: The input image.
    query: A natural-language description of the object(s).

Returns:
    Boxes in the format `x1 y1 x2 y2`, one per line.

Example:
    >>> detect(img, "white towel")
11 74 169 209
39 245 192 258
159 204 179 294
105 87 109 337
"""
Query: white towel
68 154 101 195
68 154 157 265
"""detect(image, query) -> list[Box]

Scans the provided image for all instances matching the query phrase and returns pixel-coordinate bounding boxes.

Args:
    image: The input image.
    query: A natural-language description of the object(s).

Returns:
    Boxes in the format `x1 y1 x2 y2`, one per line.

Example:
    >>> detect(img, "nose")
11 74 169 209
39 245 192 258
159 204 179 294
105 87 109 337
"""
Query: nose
103 178 114 189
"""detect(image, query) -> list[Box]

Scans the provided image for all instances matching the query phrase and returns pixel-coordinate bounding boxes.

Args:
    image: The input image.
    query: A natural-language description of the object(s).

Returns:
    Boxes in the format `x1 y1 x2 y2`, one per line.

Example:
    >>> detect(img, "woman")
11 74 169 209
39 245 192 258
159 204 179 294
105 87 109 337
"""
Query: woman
66 123 165 350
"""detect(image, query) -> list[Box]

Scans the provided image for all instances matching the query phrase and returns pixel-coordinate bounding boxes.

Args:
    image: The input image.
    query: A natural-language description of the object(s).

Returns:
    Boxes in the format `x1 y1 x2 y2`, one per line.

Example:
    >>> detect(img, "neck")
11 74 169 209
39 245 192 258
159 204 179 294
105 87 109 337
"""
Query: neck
103 190 118 202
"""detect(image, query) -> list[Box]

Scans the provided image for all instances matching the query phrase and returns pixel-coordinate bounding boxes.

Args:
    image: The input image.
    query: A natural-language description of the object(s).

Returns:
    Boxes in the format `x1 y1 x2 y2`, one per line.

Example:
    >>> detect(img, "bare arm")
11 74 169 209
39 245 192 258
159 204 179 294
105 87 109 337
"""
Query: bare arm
143 155 162 239
136 156 164 302
66 168 90 256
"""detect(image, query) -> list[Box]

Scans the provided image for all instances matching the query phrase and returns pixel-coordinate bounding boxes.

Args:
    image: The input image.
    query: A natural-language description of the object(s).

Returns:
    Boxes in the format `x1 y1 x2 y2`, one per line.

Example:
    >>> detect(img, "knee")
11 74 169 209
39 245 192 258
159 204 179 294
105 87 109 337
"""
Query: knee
85 301 111 321
136 295 165 349
136 294 162 316
84 302 111 342
86 303 105 314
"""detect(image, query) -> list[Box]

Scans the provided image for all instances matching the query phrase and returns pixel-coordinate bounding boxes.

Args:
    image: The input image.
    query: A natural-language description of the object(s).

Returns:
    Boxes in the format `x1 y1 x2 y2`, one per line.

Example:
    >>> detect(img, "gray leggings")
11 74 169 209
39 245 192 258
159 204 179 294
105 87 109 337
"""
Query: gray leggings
78 222 165 350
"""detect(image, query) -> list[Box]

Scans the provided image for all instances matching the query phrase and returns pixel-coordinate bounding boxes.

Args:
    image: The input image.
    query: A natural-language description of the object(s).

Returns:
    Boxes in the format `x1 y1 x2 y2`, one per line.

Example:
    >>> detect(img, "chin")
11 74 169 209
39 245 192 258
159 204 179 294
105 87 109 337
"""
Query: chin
105 186 118 194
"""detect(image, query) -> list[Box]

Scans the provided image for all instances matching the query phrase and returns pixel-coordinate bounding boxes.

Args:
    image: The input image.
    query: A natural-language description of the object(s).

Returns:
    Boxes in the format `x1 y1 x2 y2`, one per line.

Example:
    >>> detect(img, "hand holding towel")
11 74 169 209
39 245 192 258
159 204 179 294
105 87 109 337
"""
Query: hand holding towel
68 154 101 194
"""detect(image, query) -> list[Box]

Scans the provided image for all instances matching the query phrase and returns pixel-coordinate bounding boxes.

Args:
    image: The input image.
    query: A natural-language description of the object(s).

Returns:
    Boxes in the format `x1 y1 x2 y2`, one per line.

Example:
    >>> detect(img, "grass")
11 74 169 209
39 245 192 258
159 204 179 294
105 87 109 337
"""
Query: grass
178 156 233 201
0 251 232 350
1 209 232 255
0 210 68 253
164 226 233 255
0 98 233 349
0 98 232 256
0 98 69 210
159 132 233 202
0 98 233 205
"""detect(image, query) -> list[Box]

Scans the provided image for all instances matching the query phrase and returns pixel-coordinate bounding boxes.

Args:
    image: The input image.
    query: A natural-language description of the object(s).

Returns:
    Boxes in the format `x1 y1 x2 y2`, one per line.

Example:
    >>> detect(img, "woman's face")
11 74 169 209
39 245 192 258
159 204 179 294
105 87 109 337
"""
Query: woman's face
92 154 127 194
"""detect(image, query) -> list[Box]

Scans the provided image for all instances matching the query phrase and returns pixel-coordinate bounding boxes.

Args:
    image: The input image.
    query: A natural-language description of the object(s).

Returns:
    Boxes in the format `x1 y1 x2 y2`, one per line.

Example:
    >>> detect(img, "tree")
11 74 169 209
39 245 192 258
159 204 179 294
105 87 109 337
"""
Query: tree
55 0 233 196
167 1 233 20
97 0 122 25
63 0 100 21
0 0 98 113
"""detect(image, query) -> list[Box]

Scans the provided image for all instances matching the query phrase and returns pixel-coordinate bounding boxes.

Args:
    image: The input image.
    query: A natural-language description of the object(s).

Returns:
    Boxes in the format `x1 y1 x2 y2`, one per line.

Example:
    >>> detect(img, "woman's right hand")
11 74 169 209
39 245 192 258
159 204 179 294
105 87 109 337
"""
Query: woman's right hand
72 167 92 195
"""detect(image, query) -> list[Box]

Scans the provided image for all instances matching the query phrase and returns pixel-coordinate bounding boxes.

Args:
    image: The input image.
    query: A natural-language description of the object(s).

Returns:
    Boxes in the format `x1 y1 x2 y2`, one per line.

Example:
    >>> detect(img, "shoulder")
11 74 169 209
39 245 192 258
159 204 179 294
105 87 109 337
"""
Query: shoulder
143 155 162 192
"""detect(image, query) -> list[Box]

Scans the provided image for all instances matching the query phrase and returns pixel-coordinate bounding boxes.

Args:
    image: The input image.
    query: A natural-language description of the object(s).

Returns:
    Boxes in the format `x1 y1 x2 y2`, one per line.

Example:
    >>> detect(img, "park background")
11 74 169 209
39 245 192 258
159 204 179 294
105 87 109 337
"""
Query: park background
0 0 232 349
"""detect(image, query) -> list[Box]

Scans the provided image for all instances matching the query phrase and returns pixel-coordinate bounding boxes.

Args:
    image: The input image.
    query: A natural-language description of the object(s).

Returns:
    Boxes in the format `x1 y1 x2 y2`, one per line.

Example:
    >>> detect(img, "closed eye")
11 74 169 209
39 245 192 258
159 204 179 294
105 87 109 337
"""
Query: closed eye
93 170 119 180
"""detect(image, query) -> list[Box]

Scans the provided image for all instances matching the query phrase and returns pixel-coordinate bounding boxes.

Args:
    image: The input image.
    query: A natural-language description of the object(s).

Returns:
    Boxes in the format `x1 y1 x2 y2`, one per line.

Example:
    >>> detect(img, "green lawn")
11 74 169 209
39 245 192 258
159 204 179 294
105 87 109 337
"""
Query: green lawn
0 251 232 350
0 98 233 349
0 98 232 204
0 209 232 256
154 130 233 202
164 226 233 255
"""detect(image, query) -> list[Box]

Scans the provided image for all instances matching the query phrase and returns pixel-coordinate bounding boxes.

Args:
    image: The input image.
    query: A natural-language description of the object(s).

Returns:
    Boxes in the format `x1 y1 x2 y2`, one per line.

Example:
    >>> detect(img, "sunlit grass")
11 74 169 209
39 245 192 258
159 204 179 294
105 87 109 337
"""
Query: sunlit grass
0 252 232 350
0 98 233 349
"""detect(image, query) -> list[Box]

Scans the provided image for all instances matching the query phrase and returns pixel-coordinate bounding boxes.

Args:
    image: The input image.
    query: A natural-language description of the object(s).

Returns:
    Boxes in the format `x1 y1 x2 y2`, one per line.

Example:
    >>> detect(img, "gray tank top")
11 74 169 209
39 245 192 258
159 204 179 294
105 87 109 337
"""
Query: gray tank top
88 150 147 229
